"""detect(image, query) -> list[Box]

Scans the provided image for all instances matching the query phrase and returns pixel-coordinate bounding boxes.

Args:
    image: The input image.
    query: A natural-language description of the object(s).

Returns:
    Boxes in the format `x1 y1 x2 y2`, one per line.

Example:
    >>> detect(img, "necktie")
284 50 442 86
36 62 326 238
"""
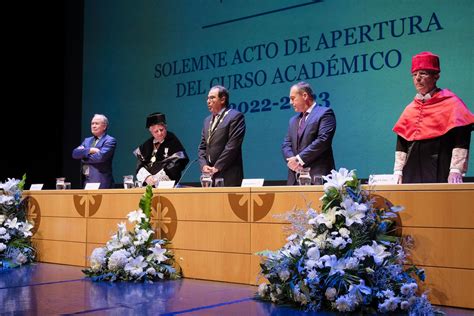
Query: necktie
297 112 309 139
91 137 98 147
210 114 221 133
297 112 308 151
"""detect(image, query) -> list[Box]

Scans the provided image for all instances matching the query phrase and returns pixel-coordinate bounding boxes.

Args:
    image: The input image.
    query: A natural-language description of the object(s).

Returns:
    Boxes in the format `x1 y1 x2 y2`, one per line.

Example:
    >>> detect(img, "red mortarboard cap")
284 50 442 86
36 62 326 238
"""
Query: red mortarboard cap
411 51 440 73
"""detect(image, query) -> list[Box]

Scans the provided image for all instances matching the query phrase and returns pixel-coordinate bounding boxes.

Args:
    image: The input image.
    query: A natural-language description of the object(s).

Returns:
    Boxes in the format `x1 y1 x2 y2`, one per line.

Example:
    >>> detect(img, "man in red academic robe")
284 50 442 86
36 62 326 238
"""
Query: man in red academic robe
393 52 474 183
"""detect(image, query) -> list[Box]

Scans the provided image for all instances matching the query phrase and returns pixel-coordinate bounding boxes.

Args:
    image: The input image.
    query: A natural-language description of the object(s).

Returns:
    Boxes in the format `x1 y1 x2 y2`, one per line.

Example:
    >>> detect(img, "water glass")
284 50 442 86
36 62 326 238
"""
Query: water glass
214 178 224 187
56 177 66 190
123 175 134 189
134 180 143 188
313 175 324 185
200 173 213 187
64 182 72 189
297 167 311 185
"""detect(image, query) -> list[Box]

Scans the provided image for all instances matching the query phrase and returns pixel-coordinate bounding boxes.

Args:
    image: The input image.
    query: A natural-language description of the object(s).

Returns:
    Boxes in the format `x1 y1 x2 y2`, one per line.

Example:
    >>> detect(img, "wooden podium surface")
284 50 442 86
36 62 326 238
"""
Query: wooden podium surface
25 184 474 308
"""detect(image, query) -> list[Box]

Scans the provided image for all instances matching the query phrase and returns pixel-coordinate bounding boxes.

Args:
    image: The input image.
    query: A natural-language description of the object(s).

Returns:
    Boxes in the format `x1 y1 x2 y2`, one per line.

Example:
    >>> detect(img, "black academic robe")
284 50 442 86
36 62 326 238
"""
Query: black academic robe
136 131 189 181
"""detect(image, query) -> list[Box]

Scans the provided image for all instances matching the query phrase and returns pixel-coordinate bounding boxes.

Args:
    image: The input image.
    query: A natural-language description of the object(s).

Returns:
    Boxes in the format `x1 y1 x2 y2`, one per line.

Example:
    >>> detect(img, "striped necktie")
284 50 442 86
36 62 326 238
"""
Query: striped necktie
210 114 221 133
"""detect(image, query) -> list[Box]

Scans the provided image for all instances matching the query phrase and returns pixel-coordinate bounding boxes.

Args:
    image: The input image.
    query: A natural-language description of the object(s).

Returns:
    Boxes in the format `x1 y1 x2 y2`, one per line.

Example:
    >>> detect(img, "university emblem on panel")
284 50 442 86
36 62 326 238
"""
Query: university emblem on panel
151 196 177 240
27 196 41 235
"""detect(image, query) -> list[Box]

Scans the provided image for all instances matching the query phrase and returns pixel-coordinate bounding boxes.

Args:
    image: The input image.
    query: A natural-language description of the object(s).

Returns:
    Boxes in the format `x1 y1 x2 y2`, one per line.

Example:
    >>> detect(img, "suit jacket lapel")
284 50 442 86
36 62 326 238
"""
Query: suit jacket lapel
209 116 219 140
291 115 299 148
205 116 212 143
93 134 106 147
208 109 230 143
300 110 315 138
296 108 318 149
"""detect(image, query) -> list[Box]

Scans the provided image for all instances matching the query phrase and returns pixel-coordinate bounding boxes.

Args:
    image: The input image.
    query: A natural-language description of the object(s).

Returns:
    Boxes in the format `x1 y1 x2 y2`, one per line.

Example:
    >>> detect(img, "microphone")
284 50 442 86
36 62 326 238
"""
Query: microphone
175 158 199 188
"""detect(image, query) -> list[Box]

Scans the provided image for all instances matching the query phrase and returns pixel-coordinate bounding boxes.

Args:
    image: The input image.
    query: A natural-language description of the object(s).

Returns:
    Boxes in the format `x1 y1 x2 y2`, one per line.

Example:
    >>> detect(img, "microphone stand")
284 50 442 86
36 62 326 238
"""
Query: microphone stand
175 158 199 188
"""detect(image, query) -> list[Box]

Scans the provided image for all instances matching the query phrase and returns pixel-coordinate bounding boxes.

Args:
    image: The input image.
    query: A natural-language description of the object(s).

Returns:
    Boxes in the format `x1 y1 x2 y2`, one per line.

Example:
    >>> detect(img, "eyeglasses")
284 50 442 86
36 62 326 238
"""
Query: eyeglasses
411 71 433 78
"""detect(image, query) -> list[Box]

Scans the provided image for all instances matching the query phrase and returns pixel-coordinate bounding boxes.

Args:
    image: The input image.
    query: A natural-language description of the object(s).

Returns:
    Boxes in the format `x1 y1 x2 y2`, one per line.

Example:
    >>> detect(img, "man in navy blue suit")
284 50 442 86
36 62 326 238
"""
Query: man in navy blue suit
72 114 117 189
282 82 336 185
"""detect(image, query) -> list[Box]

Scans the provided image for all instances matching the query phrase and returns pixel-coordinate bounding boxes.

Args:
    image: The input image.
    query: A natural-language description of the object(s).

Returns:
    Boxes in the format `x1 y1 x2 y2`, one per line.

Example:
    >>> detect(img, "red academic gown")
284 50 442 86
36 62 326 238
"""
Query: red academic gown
393 89 474 183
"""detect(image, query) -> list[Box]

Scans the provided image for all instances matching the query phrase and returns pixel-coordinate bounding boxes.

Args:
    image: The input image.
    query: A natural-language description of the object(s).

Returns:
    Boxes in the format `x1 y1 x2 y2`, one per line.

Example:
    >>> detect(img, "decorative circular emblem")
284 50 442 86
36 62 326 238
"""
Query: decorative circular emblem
89 195 103 217
228 193 249 221
73 194 103 217
150 196 177 240
253 193 275 222
27 196 41 235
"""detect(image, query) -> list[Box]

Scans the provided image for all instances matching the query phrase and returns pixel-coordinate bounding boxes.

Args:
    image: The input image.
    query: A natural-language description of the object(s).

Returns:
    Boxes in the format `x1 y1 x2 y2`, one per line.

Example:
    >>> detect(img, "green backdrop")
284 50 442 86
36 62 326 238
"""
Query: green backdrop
82 0 474 182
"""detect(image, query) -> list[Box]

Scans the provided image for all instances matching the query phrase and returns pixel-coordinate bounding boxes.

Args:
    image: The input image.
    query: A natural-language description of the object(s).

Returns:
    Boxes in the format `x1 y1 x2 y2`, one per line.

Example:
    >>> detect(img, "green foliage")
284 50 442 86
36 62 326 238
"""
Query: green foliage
82 186 180 282
139 185 153 218
17 174 26 192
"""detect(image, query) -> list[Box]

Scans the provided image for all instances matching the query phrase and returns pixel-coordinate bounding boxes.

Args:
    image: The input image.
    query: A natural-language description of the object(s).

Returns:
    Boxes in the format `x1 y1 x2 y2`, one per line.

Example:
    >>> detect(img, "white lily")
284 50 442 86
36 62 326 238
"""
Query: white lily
148 243 168 263
0 195 14 205
340 198 367 226
5 218 21 229
323 168 354 191
124 255 148 276
19 222 34 237
0 178 20 194
127 209 146 223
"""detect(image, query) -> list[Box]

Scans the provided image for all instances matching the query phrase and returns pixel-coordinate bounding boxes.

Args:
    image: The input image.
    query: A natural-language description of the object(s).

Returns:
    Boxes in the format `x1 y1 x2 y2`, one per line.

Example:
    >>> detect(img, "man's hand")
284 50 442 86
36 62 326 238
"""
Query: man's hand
202 165 213 173
448 172 463 184
145 176 157 186
395 174 403 184
89 147 100 154
286 157 302 172
202 165 219 175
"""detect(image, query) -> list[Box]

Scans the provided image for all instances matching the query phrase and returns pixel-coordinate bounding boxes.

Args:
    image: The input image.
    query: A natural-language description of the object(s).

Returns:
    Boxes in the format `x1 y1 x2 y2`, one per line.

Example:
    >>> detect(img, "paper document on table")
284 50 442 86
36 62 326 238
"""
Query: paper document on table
368 174 398 185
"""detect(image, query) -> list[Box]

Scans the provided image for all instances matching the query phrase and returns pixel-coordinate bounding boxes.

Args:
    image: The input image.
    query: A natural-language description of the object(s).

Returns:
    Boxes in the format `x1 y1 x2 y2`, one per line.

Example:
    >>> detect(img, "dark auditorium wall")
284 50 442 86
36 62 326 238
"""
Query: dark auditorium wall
62 1 84 189
0 2 83 189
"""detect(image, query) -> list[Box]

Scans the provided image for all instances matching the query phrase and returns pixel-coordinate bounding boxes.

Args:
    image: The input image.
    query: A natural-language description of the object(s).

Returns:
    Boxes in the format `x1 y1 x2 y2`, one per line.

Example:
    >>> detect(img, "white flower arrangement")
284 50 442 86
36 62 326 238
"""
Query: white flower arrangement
83 186 180 282
0 175 36 269
257 168 440 315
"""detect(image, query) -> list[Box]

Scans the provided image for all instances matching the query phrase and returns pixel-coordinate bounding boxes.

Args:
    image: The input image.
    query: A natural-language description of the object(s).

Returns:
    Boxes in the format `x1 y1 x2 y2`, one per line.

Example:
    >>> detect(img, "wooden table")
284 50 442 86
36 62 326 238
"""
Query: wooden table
25 183 474 308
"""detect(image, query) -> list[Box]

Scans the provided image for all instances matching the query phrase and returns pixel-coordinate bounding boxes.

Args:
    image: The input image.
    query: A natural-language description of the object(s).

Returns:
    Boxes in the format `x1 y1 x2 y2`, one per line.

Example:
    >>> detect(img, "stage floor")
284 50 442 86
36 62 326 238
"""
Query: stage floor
1 263 472 315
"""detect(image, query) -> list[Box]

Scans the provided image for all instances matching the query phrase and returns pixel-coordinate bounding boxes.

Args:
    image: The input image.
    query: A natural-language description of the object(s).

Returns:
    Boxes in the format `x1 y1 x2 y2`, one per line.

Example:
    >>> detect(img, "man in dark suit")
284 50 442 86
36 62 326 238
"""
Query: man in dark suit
198 85 246 186
72 114 117 188
282 82 336 185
